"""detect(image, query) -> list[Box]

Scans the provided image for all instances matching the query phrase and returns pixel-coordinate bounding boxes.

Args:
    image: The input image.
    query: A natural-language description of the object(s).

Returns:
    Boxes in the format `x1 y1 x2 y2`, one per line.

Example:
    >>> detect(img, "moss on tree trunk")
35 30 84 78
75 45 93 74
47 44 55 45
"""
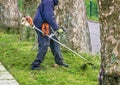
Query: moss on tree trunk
99 0 120 85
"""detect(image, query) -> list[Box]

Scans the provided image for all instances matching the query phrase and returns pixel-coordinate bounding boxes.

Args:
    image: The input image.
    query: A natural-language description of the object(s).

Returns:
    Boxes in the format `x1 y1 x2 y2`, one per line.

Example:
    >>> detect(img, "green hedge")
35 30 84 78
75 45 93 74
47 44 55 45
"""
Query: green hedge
85 0 98 21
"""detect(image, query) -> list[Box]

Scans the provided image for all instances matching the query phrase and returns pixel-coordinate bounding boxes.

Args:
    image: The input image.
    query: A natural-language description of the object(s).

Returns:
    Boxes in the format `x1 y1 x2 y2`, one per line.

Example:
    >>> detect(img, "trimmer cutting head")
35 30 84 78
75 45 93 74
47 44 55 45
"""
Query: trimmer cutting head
81 62 96 70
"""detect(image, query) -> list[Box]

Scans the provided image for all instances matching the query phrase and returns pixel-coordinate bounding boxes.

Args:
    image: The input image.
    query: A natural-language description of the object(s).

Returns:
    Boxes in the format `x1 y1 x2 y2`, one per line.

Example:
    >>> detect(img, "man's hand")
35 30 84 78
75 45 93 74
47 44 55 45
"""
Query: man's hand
57 27 66 34
57 28 64 34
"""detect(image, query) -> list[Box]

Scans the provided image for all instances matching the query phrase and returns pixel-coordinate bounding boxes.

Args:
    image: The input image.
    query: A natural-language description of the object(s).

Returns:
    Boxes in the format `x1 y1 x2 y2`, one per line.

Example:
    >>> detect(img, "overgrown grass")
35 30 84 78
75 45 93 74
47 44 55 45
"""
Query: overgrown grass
0 30 100 85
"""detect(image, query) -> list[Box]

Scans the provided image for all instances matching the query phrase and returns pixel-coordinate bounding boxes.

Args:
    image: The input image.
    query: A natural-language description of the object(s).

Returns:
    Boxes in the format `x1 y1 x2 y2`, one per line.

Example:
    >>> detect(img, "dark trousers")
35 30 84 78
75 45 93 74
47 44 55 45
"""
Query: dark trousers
32 29 63 67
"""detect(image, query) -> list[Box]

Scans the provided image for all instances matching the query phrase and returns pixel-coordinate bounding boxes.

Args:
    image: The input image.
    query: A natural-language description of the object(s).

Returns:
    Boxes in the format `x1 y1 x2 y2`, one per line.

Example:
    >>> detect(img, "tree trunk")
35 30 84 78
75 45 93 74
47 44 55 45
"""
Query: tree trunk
55 0 91 53
0 0 20 31
20 0 39 41
99 0 120 85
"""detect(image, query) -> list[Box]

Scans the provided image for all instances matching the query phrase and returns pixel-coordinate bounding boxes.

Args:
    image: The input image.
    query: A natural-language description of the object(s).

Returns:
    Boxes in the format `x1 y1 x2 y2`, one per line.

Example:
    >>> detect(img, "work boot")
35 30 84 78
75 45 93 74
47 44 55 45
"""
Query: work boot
57 62 69 67
31 66 41 70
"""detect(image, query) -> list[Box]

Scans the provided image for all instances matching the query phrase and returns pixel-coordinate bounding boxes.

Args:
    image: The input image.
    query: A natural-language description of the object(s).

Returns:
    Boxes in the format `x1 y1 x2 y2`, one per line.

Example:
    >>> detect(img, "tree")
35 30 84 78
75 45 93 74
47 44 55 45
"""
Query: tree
55 0 91 52
0 0 20 31
19 0 40 41
99 0 120 85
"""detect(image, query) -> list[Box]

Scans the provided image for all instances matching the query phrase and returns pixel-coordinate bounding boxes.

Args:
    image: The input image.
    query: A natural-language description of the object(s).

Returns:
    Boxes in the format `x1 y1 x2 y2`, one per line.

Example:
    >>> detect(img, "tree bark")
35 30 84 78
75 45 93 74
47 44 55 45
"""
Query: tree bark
0 0 20 31
55 0 91 53
20 0 39 41
99 0 120 85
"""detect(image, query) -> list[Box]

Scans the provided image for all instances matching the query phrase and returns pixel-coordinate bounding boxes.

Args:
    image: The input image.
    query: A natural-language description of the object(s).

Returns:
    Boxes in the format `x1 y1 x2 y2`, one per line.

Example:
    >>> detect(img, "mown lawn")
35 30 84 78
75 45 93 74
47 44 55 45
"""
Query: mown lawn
0 30 100 85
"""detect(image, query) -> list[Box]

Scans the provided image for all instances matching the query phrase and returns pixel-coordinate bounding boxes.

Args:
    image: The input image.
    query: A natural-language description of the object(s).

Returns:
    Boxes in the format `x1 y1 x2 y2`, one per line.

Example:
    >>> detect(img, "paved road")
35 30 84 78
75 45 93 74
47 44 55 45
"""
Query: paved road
0 62 19 85
88 21 101 54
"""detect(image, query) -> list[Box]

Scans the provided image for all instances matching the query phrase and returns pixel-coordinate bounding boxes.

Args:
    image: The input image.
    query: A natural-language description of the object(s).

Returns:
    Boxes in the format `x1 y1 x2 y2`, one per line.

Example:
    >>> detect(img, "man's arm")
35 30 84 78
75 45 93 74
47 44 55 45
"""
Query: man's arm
43 0 59 31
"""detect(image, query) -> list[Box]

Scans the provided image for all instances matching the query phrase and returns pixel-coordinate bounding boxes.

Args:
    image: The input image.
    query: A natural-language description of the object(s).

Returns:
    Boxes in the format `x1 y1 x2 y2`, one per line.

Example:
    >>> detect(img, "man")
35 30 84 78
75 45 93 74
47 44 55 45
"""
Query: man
31 0 69 70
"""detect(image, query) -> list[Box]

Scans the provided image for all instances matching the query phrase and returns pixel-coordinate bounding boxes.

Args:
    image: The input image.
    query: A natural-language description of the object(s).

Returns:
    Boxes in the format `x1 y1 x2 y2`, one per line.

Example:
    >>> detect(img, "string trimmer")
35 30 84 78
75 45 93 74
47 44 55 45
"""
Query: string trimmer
21 16 96 69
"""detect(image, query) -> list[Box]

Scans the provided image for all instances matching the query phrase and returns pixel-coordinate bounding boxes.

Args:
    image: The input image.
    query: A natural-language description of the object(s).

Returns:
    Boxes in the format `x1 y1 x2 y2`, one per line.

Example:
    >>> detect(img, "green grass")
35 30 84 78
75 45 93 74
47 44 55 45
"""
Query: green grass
0 30 100 85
